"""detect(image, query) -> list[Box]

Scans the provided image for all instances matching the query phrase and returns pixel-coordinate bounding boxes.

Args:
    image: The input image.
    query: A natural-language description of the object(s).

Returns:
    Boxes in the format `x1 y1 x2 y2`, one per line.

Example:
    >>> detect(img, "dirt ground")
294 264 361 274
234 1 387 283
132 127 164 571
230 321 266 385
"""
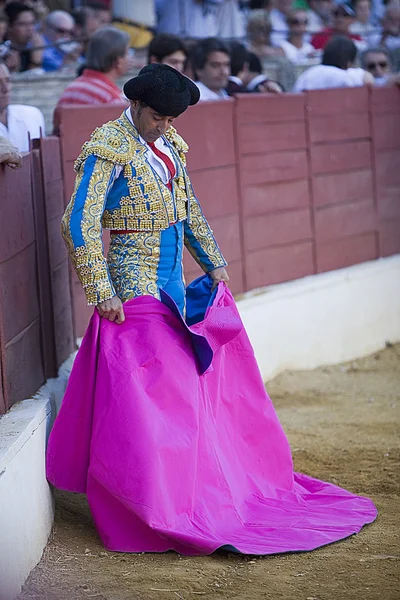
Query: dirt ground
18 344 400 600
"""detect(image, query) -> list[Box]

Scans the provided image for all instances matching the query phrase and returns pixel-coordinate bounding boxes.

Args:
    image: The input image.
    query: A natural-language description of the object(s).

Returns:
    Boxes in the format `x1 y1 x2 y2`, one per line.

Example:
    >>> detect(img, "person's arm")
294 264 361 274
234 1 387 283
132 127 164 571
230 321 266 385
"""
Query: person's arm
184 188 229 286
61 154 117 306
0 136 22 169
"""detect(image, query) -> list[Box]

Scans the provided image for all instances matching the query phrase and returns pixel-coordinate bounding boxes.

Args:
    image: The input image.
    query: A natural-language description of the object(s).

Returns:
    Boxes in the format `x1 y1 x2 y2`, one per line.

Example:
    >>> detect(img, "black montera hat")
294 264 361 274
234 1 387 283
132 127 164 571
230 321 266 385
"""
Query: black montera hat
123 64 200 117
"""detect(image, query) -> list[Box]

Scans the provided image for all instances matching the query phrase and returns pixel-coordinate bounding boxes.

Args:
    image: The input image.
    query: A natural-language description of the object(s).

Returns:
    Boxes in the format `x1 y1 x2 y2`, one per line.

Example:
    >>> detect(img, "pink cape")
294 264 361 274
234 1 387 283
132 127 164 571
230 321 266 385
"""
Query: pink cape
46 279 377 555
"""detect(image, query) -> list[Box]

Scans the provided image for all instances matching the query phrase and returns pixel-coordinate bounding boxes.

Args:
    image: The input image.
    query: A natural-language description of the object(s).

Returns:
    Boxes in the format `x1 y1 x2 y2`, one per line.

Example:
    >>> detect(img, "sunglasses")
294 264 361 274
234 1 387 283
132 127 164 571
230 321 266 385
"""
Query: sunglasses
50 25 74 36
367 61 389 69
289 18 308 25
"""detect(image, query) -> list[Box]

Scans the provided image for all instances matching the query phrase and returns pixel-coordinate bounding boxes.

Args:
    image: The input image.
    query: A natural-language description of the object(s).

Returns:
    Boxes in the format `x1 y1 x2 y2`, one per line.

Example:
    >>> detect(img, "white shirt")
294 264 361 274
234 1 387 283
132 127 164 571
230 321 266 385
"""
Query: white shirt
279 40 315 64
195 81 229 101
270 9 289 46
0 104 45 152
307 9 324 34
293 65 365 92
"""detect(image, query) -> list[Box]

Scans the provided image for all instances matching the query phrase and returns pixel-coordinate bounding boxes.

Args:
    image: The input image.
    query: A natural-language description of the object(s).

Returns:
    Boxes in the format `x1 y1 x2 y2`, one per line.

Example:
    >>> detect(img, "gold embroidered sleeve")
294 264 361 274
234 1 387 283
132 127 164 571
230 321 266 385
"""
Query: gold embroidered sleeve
61 155 117 305
184 192 227 273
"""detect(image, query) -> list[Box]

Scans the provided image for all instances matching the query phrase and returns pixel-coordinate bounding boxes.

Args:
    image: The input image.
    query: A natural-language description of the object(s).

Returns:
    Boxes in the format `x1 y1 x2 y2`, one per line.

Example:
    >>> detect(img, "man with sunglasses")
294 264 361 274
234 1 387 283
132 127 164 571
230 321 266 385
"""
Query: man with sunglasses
279 9 316 63
311 3 366 51
362 47 400 86
42 10 80 72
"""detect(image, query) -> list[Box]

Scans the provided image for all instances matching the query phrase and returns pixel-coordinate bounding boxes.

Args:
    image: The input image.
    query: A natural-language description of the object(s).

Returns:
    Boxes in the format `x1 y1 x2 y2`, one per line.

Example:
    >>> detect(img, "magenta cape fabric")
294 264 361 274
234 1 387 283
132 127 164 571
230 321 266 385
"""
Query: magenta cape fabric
46 280 377 555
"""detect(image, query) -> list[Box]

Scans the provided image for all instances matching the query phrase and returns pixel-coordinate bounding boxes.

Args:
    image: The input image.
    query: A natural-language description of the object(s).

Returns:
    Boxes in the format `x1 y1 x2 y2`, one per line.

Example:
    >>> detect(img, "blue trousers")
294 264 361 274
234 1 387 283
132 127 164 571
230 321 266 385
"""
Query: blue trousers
107 222 186 315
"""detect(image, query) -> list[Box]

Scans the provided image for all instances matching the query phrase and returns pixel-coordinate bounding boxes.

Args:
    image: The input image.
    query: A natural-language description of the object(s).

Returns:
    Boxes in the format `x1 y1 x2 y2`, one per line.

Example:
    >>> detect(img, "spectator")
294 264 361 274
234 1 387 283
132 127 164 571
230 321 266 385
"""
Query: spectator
0 59 45 151
192 37 230 100
279 9 317 63
42 10 80 72
148 33 187 73
270 0 293 45
306 0 333 34
311 3 366 50
53 26 129 134
226 41 250 93
247 9 285 58
4 1 44 72
72 6 101 42
227 41 283 93
0 134 22 169
362 46 400 84
293 35 374 90
156 0 220 38
369 2 400 51
87 1 112 26
349 0 374 42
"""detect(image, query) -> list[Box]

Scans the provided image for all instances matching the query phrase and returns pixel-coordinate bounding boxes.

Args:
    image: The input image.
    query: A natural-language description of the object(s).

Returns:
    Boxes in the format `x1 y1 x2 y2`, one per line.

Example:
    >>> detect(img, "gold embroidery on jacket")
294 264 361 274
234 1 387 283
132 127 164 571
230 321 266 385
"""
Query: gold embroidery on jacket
107 232 161 302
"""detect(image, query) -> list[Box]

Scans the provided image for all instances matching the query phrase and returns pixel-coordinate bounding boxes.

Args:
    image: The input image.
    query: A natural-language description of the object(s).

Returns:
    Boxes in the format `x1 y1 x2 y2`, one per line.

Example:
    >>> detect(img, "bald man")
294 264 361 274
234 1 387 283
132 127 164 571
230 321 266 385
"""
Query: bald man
42 10 80 72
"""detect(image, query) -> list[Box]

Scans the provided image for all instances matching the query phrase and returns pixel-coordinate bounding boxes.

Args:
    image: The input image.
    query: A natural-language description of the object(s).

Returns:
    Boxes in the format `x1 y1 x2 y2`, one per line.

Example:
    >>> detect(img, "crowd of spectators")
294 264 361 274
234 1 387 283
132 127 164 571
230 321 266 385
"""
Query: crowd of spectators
0 0 398 151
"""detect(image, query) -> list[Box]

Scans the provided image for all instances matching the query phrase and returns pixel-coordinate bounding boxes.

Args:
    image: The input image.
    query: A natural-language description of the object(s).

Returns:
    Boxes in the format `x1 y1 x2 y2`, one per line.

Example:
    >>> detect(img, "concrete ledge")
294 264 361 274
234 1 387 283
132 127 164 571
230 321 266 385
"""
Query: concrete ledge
237 255 400 381
0 353 75 600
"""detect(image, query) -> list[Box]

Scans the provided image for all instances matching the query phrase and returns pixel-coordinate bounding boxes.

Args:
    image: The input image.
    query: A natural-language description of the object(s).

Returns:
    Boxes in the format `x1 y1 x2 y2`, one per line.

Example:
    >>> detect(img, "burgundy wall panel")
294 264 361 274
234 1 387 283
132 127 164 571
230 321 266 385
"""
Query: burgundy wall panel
316 233 378 273
240 150 308 185
313 170 373 207
310 141 372 175
244 208 312 252
314 199 376 243
190 166 239 217
0 244 40 344
5 319 45 405
246 242 314 290
242 179 310 215
0 157 45 412
370 87 400 258
177 100 236 169
235 94 312 290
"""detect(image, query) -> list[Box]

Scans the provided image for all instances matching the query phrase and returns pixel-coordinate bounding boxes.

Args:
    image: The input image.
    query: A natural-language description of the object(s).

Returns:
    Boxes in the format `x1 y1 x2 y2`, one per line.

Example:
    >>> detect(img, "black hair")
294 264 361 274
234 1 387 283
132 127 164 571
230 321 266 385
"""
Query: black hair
148 34 187 64
4 2 35 26
191 37 230 72
248 52 262 74
229 41 249 77
322 35 357 69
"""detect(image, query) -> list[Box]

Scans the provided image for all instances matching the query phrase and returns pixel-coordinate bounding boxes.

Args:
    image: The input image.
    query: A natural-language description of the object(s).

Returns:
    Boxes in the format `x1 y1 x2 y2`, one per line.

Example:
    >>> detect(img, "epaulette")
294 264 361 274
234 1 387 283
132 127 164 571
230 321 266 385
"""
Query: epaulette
74 120 136 171
165 127 189 154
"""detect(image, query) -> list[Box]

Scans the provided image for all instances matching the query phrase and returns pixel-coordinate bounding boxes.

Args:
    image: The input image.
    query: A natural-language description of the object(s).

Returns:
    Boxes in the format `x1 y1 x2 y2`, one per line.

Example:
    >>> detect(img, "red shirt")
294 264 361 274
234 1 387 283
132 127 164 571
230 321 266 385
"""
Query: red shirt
311 29 362 50
53 69 127 133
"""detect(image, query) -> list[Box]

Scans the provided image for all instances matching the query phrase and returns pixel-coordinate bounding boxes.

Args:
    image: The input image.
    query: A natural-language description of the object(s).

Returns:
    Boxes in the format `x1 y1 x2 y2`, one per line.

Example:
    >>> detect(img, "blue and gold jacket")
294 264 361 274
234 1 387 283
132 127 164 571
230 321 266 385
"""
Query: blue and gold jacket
61 111 226 305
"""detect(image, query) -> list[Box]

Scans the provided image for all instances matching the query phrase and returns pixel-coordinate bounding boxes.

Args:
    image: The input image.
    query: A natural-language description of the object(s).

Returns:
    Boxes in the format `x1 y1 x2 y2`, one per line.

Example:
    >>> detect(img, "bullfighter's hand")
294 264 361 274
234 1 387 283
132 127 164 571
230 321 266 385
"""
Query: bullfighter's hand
97 295 125 324
209 266 230 291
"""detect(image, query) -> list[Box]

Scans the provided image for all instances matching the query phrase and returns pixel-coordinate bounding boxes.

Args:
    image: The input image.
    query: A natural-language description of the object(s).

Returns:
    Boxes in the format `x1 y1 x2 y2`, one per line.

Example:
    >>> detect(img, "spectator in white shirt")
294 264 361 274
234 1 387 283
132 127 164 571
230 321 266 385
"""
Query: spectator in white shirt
279 10 317 63
246 9 285 59
0 59 44 152
270 0 293 45
369 2 400 51
192 37 230 101
293 35 374 91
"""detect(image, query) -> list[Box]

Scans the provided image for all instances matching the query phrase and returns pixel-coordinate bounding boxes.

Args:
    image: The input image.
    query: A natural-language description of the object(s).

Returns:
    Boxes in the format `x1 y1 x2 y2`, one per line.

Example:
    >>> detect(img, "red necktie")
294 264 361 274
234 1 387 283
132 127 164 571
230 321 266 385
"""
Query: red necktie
148 142 176 191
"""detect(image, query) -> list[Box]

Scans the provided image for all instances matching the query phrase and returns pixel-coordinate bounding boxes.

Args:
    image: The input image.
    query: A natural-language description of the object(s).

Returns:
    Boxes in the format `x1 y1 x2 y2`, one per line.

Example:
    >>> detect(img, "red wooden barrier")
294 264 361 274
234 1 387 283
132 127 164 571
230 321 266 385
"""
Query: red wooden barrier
370 87 400 257
38 137 75 364
235 93 314 290
305 87 379 273
0 157 45 410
